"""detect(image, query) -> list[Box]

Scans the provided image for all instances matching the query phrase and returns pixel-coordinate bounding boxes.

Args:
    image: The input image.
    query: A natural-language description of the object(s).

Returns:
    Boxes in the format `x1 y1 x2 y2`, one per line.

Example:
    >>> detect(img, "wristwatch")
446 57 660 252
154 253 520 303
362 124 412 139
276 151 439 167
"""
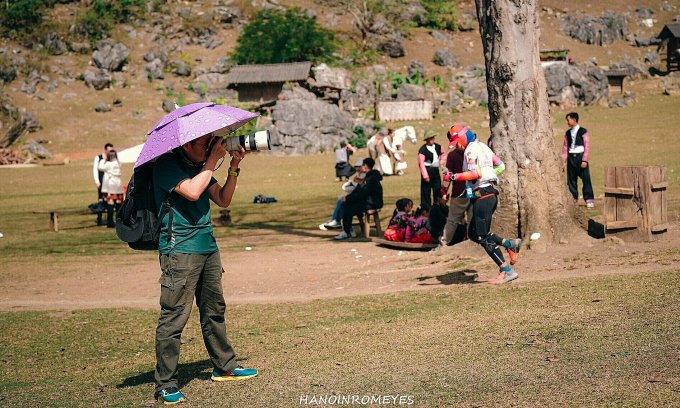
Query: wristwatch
228 168 240 177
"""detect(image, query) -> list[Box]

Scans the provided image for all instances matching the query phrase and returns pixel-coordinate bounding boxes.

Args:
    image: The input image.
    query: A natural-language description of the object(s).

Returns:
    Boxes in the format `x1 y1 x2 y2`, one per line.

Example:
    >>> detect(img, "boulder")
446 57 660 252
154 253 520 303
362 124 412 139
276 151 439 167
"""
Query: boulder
144 58 165 80
450 65 488 105
83 69 112 90
560 11 628 45
397 83 426 100
543 63 609 106
408 60 427 78
608 91 636 108
310 63 350 90
95 103 112 112
267 86 355 154
21 80 37 95
92 40 129 72
661 2 675 12
47 80 58 92
644 52 660 64
401 2 428 26
68 41 91 54
341 78 376 113
45 32 67 55
171 60 192 77
635 8 654 19
379 39 405 58
23 112 41 133
215 6 241 26
162 99 176 113
0 60 17 84
433 49 460 67
192 73 230 95
22 138 51 159
458 13 476 31
429 30 448 41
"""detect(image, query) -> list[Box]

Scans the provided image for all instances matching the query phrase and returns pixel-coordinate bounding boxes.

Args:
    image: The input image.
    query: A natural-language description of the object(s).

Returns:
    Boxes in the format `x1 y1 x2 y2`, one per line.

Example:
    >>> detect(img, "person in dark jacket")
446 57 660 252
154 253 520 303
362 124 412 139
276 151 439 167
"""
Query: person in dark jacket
418 129 447 207
335 158 383 240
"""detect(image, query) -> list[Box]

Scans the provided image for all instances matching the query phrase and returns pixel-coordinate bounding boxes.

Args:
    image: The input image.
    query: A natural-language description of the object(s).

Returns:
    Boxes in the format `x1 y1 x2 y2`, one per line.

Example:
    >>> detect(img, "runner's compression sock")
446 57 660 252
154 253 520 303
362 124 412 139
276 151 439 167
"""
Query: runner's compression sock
502 239 512 249
500 265 512 273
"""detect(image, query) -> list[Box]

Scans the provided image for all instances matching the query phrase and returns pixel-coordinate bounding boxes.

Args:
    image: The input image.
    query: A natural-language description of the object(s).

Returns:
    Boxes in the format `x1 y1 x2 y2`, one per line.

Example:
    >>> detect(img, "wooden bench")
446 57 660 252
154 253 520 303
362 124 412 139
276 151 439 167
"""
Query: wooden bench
352 208 383 238
32 208 89 231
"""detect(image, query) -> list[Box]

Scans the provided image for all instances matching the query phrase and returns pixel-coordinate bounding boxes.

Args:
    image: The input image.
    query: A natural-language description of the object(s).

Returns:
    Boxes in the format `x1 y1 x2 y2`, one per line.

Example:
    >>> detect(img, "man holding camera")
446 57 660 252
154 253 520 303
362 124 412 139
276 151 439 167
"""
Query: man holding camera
152 133 257 405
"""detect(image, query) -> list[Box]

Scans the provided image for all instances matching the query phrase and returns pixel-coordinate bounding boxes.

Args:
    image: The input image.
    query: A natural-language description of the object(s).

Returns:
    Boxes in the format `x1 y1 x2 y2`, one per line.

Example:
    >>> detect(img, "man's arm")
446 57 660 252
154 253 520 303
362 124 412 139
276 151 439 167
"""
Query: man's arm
208 146 248 208
561 135 568 163
174 138 228 201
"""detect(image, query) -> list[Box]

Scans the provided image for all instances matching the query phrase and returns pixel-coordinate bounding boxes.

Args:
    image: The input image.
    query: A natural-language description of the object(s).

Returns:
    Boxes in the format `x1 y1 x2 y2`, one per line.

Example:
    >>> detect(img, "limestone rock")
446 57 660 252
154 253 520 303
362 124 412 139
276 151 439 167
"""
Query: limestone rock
433 49 460 67
379 39 405 58
83 69 112 90
92 40 129 72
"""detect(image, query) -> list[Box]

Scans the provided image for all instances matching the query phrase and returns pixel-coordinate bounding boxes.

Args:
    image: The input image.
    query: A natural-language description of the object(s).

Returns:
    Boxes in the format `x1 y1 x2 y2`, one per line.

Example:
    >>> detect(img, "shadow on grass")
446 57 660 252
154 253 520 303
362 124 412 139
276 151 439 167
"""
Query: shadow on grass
233 221 338 239
117 359 213 389
416 269 481 285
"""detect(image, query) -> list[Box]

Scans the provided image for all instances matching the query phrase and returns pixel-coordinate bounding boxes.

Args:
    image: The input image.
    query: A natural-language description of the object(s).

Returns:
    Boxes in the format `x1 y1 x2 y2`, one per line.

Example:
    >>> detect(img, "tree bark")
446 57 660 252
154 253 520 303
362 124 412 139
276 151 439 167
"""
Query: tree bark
474 0 578 246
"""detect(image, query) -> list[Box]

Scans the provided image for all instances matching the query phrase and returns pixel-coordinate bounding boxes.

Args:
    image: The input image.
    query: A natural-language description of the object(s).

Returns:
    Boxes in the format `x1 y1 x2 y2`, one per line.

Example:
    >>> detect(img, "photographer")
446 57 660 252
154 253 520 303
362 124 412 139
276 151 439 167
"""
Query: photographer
152 133 257 405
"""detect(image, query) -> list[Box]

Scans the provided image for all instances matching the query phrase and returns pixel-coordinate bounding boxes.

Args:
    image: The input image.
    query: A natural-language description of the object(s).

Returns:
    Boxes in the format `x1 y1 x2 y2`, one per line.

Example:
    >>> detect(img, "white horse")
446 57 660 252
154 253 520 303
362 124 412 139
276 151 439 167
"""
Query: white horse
367 126 417 159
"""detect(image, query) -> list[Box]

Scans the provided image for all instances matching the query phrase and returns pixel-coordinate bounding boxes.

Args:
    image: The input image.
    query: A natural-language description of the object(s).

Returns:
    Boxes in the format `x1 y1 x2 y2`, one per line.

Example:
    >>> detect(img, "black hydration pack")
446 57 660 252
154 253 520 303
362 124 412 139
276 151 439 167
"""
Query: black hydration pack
115 162 173 250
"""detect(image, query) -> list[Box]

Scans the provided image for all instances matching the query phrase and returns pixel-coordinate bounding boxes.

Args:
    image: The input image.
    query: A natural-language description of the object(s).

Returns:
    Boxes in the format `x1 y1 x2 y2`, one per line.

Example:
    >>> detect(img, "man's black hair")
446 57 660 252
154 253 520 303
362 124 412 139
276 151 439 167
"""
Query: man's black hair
363 157 375 169
104 143 114 149
340 141 347 148
566 112 579 122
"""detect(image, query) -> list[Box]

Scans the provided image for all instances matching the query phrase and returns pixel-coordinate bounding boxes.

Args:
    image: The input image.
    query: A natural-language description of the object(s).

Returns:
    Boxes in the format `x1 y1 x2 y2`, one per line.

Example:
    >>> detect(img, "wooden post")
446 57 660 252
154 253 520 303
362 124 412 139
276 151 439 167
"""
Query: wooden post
50 211 59 232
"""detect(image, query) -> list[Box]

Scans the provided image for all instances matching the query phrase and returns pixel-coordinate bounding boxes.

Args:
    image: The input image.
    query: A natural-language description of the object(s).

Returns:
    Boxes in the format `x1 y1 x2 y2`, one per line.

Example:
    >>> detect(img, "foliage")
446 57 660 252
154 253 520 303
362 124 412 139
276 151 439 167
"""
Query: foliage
231 8 337 64
0 0 47 38
348 126 368 148
420 0 457 31
387 70 430 97
433 74 446 92
76 0 146 44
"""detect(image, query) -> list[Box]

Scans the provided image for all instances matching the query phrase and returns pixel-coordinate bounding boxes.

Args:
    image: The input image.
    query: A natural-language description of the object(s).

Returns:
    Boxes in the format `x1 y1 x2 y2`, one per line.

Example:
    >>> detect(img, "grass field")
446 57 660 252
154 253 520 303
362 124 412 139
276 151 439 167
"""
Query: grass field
0 270 678 407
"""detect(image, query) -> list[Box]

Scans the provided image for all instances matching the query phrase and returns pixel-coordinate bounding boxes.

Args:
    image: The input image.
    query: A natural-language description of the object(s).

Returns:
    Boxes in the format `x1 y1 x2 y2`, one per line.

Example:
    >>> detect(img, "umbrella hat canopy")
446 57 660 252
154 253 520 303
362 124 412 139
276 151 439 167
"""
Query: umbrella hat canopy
135 103 259 168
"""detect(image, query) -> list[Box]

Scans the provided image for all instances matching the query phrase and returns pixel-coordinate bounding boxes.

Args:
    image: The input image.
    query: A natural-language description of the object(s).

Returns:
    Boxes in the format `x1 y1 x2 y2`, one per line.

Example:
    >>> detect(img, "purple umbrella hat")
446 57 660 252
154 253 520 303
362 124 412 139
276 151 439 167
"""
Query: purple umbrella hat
134 102 259 168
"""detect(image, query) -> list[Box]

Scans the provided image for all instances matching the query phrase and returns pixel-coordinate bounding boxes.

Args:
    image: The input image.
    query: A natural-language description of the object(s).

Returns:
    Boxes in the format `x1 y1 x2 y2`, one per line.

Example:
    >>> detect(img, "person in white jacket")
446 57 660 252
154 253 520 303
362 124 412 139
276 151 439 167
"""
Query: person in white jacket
93 143 113 225
97 150 124 228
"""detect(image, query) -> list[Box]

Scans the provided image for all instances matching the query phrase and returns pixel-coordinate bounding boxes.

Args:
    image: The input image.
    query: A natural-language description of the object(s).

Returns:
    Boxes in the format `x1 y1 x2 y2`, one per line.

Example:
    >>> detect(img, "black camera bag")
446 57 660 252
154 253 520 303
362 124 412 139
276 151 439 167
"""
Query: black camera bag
115 161 173 250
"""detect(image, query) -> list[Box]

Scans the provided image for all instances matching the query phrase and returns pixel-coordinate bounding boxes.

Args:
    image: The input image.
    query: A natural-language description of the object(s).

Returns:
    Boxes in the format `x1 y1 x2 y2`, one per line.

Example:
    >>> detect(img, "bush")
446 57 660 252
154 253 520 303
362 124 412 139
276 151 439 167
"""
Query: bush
421 0 457 31
76 0 145 44
0 0 47 37
348 126 367 149
232 8 337 64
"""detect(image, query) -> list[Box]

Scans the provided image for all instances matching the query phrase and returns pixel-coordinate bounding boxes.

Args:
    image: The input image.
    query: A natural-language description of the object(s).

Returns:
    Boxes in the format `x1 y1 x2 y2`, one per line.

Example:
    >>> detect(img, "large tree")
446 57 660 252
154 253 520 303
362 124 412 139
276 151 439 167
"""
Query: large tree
474 0 579 247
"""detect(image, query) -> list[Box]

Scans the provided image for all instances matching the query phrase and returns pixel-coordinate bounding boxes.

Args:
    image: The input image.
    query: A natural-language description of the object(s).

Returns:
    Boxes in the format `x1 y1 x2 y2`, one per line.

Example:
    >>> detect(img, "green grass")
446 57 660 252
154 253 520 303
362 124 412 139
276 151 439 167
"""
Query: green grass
0 270 677 407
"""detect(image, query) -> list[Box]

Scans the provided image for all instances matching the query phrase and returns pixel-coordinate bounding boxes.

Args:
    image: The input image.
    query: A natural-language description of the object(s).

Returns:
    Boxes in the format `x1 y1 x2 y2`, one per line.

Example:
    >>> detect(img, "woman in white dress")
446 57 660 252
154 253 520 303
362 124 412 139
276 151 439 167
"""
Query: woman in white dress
98 150 124 228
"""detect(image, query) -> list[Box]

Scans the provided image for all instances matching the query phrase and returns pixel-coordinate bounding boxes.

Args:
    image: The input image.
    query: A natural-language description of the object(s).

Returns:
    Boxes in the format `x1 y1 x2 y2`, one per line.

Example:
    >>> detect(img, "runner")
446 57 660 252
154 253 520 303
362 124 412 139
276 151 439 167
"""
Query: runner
448 125 522 284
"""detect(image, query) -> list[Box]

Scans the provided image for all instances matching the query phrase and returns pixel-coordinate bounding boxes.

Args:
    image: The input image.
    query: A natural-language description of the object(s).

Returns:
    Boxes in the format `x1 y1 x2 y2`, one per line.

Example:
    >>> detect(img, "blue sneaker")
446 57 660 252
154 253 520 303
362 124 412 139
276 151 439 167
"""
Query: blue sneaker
211 366 258 382
155 387 187 405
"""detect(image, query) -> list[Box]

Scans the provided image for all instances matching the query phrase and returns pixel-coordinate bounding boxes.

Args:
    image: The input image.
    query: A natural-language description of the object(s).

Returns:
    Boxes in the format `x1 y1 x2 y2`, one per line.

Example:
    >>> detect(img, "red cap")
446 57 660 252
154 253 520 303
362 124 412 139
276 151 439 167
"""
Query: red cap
447 124 467 149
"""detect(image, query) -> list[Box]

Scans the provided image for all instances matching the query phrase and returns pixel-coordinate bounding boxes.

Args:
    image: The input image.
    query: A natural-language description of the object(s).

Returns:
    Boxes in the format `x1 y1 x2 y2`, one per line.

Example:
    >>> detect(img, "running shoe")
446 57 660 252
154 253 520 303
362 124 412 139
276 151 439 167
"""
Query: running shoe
211 366 258 382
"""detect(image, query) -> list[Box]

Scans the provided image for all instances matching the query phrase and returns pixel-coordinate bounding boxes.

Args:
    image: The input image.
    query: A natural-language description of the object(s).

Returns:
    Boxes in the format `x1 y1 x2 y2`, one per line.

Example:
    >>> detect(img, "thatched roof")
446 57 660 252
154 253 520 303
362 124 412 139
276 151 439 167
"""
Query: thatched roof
225 62 312 84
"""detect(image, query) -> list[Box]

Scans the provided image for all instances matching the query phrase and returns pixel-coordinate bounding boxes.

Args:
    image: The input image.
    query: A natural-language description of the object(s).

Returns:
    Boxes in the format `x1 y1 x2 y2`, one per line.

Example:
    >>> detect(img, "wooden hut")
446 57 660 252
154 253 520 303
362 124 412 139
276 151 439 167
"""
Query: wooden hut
657 23 680 72
225 62 312 102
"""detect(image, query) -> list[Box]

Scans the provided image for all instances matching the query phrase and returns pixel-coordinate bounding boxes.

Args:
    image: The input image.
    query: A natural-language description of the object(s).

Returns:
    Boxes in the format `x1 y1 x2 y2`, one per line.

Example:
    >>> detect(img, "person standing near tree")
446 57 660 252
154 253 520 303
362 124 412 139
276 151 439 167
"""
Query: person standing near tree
418 129 446 207
561 112 595 209
93 142 114 225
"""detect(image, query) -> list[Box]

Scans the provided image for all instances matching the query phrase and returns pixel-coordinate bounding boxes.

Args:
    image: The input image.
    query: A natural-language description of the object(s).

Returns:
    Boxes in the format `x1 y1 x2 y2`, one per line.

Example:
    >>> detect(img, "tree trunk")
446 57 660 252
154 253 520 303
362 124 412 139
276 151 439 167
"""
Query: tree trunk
474 0 578 246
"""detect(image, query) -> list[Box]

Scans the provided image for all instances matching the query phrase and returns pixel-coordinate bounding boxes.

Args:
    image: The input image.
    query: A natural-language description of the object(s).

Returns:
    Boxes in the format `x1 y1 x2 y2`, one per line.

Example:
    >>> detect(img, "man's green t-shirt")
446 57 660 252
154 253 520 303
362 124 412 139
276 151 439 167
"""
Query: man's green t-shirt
153 153 218 254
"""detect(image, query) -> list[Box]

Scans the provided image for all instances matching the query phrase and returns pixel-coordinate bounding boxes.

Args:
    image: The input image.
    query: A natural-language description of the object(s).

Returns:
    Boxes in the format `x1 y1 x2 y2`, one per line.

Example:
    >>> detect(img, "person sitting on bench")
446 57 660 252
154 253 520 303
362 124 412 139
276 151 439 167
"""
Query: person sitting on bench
335 158 383 240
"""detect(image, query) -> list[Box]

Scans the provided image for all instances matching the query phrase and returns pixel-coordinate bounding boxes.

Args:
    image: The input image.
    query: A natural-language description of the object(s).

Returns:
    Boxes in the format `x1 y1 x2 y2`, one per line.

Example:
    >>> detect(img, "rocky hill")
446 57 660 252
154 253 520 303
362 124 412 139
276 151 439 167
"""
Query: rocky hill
0 0 679 161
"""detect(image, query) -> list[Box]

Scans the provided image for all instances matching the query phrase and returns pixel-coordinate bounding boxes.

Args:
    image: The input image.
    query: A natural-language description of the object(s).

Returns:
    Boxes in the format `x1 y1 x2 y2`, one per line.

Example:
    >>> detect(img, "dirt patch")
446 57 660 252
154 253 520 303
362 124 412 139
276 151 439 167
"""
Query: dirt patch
2 223 679 311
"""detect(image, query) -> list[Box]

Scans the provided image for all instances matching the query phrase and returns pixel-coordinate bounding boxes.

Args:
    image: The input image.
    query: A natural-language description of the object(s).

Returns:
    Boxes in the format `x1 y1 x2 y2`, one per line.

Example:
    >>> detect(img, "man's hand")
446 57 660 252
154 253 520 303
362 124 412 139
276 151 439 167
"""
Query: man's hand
341 196 346 202
424 177 430 183
229 145 248 169
207 136 228 163
580 161 588 169
96 183 101 189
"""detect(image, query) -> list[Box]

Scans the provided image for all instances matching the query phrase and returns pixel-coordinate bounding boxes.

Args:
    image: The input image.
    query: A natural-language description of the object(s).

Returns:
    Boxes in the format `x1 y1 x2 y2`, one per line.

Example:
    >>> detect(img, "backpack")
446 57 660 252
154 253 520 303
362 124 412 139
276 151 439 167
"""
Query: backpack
115 161 173 250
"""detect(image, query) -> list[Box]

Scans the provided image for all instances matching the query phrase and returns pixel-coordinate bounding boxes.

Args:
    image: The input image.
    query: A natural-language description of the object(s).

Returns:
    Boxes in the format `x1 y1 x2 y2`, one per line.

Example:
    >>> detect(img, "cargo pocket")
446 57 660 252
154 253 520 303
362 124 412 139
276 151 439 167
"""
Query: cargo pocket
159 275 187 310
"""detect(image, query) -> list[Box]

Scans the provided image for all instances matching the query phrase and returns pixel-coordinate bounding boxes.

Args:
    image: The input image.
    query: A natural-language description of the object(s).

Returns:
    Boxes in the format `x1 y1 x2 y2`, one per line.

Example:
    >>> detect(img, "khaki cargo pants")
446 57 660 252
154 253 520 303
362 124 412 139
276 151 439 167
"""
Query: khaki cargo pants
154 251 237 392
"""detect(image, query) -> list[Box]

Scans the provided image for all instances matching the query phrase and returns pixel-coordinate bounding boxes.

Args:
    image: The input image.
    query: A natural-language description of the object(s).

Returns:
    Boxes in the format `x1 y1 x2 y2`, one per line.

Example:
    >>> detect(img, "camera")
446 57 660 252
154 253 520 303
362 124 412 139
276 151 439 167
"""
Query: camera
210 130 271 153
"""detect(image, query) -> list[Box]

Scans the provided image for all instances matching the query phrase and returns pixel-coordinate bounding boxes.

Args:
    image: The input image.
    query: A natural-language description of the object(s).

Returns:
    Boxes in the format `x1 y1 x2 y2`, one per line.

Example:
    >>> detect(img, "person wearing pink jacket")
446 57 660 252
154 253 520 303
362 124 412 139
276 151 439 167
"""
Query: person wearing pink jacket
561 112 594 208
418 129 447 207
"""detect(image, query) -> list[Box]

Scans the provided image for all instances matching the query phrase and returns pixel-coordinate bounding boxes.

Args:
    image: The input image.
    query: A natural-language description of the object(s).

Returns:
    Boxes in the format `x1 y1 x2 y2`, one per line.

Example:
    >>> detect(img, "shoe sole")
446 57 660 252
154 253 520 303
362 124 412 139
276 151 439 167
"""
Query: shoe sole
157 396 187 405
211 373 258 382
502 273 519 283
